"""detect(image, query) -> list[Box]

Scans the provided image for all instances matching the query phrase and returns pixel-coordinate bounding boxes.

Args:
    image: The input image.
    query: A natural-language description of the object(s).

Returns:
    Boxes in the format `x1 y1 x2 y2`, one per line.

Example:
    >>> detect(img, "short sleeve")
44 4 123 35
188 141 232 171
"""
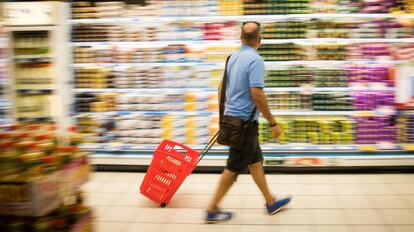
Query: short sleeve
247 56 265 88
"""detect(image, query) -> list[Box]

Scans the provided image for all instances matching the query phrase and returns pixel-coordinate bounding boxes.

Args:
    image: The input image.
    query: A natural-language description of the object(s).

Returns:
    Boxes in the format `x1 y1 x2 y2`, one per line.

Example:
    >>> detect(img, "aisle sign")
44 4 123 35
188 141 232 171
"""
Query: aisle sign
1 2 61 26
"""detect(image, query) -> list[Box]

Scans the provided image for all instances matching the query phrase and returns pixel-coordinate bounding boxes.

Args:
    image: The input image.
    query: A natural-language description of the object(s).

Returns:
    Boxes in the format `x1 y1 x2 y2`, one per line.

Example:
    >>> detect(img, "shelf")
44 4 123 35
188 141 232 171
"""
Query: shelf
71 38 414 47
0 79 9 85
83 142 414 169
90 153 414 168
14 54 52 59
75 111 215 117
70 13 414 24
17 117 53 122
75 88 217 93
74 87 359 93
0 119 12 124
265 60 407 66
71 62 213 68
14 57 53 63
74 109 396 117
16 89 54 94
80 142 406 152
0 103 10 110
271 110 354 116
71 60 407 69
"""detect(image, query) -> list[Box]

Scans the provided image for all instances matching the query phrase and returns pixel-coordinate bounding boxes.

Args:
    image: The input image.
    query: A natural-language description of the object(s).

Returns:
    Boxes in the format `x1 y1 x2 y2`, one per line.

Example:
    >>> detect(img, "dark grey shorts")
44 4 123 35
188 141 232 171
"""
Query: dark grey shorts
226 122 263 174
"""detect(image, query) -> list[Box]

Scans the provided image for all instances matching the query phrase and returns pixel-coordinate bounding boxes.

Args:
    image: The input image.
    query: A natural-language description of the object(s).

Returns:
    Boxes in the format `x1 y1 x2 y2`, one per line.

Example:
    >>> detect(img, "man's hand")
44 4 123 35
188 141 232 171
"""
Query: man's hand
270 124 283 139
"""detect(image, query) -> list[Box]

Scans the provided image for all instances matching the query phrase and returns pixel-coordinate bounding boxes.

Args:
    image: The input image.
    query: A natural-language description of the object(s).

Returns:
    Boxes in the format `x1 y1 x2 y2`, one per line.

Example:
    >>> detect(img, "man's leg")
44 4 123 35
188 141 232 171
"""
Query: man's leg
207 168 237 212
249 161 275 205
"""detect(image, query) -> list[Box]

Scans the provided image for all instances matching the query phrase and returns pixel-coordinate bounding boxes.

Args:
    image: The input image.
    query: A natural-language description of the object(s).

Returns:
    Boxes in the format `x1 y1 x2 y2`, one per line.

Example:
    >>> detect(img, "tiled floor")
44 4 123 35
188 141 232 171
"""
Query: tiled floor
83 172 414 232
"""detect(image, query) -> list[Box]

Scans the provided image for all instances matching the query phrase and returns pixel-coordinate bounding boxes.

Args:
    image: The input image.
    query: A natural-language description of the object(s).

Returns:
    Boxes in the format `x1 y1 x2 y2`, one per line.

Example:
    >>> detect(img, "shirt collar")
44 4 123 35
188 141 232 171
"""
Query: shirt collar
241 44 256 51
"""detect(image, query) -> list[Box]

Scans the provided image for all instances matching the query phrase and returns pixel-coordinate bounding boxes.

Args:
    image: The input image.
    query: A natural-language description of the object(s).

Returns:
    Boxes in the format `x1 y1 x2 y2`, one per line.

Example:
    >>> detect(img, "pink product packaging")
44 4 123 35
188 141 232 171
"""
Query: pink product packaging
352 91 395 110
354 115 397 143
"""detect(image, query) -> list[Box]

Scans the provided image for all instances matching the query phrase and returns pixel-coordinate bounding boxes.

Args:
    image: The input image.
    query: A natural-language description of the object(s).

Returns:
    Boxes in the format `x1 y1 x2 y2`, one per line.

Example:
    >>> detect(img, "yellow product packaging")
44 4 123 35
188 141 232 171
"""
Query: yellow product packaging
331 132 342 144
161 116 174 129
208 101 218 112
319 121 332 133
185 92 197 103
184 102 196 111
320 133 332 144
307 132 319 144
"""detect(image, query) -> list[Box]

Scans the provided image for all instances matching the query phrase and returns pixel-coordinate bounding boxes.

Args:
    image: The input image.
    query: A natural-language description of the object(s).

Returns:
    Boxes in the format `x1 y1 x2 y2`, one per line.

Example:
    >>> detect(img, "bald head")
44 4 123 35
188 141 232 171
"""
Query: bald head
241 22 261 47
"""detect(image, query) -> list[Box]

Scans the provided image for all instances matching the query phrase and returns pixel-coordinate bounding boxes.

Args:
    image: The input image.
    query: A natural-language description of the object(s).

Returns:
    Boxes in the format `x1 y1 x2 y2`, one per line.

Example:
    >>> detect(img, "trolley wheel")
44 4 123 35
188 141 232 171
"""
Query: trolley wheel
160 203 166 207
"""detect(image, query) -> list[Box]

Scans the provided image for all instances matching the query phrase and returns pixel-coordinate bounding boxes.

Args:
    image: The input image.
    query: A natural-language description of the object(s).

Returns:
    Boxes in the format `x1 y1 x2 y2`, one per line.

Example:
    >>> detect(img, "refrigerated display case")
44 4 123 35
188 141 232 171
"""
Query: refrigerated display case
67 1 414 170
1 1 72 129
0 23 10 124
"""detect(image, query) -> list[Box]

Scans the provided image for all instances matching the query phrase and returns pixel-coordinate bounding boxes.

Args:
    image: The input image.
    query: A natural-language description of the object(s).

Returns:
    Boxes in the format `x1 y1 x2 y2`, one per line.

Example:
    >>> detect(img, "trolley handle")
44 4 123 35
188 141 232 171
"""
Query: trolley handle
196 131 219 165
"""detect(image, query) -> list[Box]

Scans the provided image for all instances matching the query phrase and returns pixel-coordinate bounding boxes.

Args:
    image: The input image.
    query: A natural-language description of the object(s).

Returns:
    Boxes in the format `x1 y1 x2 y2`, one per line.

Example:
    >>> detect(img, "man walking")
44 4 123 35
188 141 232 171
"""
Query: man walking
205 21 292 223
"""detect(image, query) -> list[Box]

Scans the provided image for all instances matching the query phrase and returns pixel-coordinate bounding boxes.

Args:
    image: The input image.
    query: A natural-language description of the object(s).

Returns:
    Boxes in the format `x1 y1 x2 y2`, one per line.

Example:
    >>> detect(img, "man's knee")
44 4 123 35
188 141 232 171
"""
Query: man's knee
248 160 263 169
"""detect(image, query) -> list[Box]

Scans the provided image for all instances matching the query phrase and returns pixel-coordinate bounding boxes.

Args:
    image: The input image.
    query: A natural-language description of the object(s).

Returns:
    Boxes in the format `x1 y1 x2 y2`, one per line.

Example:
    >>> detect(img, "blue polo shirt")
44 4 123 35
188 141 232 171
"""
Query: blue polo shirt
224 45 265 121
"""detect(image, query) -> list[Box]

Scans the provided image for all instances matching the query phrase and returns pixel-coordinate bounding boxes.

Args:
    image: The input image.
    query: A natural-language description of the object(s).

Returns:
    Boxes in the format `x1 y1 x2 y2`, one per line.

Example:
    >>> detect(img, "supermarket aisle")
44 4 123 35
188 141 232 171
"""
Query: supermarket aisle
83 172 414 232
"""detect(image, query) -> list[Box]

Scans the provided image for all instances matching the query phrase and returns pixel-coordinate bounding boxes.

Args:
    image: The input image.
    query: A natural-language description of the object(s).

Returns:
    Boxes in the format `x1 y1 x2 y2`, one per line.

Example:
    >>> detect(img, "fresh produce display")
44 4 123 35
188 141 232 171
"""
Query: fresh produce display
0 123 92 231
0 192 93 232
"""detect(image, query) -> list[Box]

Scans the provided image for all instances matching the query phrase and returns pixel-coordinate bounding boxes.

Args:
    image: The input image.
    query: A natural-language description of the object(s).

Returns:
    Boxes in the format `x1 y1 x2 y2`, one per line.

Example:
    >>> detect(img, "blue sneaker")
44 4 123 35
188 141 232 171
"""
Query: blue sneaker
205 210 233 223
266 196 292 215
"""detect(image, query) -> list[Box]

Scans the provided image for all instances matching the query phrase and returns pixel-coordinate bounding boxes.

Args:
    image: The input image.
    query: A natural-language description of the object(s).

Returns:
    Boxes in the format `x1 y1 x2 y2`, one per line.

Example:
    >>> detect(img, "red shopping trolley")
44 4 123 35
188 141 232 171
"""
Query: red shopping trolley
140 133 217 207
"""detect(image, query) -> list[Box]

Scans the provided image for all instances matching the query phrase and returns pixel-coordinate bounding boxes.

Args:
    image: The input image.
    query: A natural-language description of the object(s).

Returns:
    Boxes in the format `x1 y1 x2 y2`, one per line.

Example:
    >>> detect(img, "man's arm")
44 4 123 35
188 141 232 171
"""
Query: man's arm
251 87 282 138
250 87 276 125
218 80 223 104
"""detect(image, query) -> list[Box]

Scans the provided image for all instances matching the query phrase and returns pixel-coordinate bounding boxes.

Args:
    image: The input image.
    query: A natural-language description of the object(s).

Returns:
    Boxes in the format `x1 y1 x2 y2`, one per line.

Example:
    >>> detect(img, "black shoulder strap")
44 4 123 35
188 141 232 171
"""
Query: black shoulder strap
219 55 257 122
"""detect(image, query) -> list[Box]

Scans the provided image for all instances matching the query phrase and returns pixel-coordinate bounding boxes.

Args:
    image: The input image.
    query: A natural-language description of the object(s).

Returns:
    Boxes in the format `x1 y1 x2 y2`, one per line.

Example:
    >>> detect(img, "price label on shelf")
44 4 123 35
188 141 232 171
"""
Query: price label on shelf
375 106 396 116
359 145 377 152
370 82 388 91
300 84 314 95
355 111 375 117
349 83 367 91
403 145 414 151
376 142 397 150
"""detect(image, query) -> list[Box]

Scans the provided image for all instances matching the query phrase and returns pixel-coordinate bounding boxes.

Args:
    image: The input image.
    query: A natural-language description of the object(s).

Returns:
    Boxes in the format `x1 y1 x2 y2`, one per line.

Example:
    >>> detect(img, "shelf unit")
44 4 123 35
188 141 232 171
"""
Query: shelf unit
0 23 10 123
69 13 414 24
71 38 414 47
70 4 414 169
2 1 73 129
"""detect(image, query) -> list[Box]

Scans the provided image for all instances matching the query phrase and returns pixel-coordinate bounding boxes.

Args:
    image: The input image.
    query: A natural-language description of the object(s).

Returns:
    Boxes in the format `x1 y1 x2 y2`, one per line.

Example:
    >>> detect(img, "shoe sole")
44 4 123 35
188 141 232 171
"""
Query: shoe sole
269 205 285 215
205 220 228 224
268 200 291 215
